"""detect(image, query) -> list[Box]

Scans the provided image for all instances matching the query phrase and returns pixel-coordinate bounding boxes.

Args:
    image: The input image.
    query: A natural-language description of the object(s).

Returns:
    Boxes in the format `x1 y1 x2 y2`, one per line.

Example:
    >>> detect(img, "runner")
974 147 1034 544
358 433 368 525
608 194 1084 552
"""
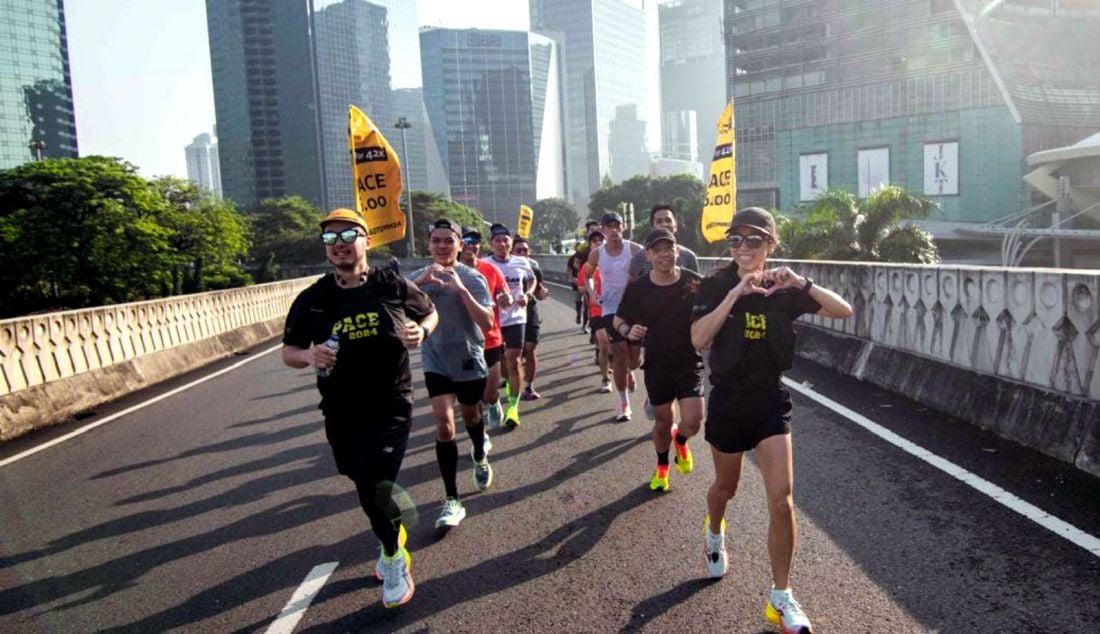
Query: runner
586 211 643 420
690 207 852 634
460 226 509 438
627 203 700 280
577 231 612 392
409 218 496 530
482 223 536 427
614 228 703 492
511 236 550 401
566 241 588 331
281 208 437 608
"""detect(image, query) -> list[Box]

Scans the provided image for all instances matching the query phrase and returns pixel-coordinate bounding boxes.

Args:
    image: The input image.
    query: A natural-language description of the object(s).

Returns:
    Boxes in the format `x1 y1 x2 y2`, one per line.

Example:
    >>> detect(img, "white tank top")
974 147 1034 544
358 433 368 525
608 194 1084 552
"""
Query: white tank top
598 243 632 314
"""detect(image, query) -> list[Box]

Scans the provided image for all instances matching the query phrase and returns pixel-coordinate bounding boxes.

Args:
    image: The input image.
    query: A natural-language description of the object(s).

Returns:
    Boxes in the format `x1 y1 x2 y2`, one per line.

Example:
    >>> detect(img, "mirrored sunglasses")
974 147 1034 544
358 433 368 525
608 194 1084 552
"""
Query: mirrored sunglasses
320 228 364 245
727 234 767 249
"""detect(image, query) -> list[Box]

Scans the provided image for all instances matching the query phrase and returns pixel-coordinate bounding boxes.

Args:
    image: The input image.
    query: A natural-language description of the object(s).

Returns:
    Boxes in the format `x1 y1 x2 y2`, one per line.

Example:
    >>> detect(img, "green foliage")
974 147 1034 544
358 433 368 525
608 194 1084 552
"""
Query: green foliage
248 196 324 267
586 174 708 252
530 198 579 252
0 157 174 316
408 191 484 256
773 186 940 263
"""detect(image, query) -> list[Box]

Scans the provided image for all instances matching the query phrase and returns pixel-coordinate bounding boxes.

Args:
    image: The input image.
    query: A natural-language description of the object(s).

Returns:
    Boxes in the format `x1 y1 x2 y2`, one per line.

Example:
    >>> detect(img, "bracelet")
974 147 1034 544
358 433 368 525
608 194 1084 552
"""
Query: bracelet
619 322 631 335
801 278 814 295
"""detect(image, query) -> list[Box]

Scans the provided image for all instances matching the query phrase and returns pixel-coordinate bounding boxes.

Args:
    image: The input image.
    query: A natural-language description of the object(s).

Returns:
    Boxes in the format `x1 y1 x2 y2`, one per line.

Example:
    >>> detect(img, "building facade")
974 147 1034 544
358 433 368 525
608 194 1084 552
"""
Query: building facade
420 28 565 225
0 0 78 169
725 0 1100 223
530 0 648 207
184 132 223 197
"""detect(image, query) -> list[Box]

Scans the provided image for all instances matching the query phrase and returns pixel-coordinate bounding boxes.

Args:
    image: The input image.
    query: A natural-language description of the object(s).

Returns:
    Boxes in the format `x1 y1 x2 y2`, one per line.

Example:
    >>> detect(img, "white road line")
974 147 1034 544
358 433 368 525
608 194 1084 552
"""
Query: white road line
266 562 339 634
783 377 1100 559
545 280 573 290
0 344 283 469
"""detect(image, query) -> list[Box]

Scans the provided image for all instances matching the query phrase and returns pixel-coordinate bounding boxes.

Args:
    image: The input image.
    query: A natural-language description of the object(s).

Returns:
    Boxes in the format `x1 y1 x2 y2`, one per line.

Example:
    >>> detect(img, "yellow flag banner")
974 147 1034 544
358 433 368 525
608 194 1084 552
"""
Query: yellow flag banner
701 100 736 243
349 105 406 247
517 204 534 239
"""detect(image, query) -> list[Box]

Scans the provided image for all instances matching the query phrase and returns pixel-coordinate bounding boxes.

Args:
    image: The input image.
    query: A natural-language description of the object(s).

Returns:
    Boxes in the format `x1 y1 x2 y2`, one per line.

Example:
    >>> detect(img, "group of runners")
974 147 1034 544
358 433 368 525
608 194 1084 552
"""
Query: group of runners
282 203 852 634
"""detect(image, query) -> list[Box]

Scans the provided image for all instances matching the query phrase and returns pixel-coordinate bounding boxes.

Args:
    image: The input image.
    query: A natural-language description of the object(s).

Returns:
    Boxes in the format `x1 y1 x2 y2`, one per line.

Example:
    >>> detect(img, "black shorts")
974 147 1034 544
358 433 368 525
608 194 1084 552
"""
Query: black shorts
704 386 792 454
424 372 488 406
483 345 503 368
589 315 611 345
644 359 705 406
501 324 526 350
524 305 541 346
323 397 412 482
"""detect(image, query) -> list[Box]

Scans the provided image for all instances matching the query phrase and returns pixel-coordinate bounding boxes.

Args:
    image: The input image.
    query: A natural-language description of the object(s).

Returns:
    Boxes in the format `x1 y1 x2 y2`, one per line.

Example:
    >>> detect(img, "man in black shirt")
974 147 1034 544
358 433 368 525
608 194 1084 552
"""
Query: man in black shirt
281 208 438 609
614 229 703 492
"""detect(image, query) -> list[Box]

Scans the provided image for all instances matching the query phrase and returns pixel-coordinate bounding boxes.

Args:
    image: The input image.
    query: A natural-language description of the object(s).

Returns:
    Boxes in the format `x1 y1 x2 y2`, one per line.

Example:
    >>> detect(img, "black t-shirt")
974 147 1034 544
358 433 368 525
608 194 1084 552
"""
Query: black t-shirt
691 267 821 390
283 268 434 413
616 269 703 368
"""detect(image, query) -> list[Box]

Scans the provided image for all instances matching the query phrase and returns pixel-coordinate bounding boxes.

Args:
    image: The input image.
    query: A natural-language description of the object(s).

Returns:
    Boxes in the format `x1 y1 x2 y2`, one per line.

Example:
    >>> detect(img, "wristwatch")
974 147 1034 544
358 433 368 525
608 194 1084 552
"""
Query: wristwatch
801 277 814 295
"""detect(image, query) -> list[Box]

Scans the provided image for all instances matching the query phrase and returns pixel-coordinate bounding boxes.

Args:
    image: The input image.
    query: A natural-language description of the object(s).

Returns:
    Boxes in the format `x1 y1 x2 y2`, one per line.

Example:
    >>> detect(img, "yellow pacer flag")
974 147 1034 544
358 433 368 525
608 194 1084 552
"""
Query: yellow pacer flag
349 105 406 247
517 205 534 239
701 100 737 243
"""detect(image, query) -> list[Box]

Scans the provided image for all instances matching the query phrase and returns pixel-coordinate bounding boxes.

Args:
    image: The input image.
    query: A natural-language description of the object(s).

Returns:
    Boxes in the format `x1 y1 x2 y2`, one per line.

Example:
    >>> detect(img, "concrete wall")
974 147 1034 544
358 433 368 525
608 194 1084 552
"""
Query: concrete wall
538 254 1100 475
0 278 317 441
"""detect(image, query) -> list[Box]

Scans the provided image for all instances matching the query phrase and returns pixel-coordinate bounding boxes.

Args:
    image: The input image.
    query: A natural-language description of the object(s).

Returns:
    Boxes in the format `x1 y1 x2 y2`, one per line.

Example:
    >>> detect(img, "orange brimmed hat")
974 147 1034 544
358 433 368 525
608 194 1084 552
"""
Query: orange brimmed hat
319 208 368 232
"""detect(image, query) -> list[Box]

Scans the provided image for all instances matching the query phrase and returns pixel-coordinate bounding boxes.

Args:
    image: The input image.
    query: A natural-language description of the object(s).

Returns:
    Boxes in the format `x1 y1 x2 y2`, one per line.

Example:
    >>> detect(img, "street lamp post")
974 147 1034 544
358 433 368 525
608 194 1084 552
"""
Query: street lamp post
395 117 414 258
29 139 46 161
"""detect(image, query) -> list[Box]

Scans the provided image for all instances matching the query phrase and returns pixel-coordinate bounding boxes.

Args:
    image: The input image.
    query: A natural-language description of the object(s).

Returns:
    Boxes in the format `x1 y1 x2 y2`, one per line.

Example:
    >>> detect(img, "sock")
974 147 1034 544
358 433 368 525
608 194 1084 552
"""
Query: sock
508 393 519 409
656 450 670 466
675 433 689 446
618 389 629 405
467 421 486 461
504 383 512 399
771 588 793 605
435 439 459 499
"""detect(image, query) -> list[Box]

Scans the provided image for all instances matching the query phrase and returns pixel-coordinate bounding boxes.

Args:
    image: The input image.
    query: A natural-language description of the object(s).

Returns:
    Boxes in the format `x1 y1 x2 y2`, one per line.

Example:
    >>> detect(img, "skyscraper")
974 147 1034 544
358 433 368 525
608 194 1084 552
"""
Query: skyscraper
530 0 648 207
0 0 78 169
420 28 565 225
185 132 223 197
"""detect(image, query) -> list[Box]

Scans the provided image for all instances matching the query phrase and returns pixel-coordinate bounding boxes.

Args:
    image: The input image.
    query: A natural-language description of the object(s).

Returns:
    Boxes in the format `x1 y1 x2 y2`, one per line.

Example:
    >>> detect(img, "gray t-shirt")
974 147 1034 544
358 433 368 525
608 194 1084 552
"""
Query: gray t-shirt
628 244 700 278
408 263 492 381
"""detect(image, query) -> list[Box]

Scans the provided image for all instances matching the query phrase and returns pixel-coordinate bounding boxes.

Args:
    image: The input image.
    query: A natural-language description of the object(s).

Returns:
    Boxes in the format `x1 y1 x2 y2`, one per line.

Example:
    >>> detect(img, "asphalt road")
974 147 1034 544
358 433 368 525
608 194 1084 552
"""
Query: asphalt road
1 283 1098 633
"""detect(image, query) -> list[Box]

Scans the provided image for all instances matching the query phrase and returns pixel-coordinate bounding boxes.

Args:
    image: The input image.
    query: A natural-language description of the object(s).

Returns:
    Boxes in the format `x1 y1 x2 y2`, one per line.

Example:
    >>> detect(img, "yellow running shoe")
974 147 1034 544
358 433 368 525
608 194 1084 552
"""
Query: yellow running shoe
505 404 521 427
649 465 670 491
673 439 693 474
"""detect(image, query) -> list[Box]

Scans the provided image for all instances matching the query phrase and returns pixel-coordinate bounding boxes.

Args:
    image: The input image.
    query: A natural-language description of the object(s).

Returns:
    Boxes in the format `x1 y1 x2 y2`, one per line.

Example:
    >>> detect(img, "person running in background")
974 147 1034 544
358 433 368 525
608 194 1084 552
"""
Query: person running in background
615 228 703 492
409 218 496 530
511 236 549 401
577 230 611 392
690 207 852 634
281 208 437 608
460 226 509 436
627 203 700 281
586 211 643 421
482 223 536 427
567 241 588 331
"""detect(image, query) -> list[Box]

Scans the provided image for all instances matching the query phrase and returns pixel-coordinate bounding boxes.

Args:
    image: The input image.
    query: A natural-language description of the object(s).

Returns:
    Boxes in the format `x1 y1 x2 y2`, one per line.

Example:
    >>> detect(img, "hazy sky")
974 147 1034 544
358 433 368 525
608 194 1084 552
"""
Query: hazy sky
67 0 659 180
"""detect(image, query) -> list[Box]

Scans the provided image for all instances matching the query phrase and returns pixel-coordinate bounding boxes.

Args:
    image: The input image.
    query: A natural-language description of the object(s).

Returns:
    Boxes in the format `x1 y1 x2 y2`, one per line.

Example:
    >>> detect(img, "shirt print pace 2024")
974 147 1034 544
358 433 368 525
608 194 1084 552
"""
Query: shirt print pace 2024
332 312 383 340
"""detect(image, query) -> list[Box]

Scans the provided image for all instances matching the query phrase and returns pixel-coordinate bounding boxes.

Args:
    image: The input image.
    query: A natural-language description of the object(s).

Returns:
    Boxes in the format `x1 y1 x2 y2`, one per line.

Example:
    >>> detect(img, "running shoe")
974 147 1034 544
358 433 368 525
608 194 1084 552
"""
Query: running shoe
472 455 493 491
649 465 670 491
505 404 521 428
615 401 632 422
672 426 693 474
643 396 654 420
703 515 728 578
598 378 613 393
521 387 541 401
375 523 408 581
436 497 467 528
379 547 414 608
765 590 813 634
484 401 503 430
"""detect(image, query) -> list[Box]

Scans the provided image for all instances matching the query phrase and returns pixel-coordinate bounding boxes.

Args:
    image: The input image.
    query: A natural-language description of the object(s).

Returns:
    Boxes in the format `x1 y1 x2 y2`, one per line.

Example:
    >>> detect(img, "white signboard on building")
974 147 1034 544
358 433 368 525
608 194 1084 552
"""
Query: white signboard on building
858 147 890 197
924 141 959 195
799 153 828 201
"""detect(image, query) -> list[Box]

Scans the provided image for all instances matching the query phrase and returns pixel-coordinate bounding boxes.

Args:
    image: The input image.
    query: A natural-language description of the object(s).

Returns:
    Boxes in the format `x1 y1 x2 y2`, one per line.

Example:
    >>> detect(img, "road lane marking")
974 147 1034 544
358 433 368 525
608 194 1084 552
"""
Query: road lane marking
783 378 1100 559
0 344 283 469
266 562 339 634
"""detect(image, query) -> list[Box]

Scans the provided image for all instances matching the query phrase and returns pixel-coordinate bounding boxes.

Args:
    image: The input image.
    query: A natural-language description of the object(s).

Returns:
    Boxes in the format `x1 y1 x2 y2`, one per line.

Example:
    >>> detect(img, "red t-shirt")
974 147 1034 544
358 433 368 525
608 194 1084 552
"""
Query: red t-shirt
475 258 506 349
577 264 603 318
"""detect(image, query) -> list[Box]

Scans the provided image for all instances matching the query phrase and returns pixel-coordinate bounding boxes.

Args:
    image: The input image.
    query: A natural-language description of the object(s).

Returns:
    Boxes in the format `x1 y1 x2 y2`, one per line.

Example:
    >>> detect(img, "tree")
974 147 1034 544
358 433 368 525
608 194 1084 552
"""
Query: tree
530 198 579 252
406 191 484 256
587 174 708 251
774 186 940 263
152 176 251 293
248 196 325 276
0 157 174 316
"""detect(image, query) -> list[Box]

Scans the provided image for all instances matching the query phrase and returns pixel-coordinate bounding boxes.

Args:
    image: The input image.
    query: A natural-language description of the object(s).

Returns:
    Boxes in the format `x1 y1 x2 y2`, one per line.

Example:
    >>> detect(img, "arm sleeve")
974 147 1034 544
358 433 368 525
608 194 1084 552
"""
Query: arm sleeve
682 249 700 273
402 278 435 321
282 290 315 348
616 281 642 324
627 250 646 278
691 277 721 322
788 288 823 320
468 270 493 307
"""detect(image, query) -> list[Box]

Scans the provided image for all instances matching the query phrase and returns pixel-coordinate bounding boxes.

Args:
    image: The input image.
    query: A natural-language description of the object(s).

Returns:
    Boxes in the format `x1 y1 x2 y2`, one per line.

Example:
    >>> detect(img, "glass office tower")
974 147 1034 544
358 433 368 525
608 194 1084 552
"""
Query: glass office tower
0 0 78 169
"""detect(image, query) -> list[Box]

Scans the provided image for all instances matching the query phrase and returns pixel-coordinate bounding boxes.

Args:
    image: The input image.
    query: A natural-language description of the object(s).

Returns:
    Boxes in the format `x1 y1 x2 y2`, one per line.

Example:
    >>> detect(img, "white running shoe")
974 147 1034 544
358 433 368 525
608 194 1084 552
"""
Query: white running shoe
484 401 503 430
379 548 414 608
615 401 632 422
472 456 493 491
436 497 466 528
703 515 728 578
599 378 612 393
765 589 813 634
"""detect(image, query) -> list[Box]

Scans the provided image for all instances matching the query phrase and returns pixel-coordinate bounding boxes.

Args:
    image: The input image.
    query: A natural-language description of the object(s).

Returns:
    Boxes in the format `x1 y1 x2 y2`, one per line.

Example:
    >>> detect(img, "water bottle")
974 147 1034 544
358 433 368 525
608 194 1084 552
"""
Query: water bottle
316 333 340 377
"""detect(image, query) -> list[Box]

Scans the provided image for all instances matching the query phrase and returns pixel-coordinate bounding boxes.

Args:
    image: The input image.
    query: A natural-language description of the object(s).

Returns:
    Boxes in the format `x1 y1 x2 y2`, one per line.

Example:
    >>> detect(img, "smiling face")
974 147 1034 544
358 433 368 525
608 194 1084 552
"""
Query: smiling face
646 240 677 274
430 228 461 265
651 208 677 234
460 236 480 265
322 220 369 270
491 233 512 259
728 227 774 274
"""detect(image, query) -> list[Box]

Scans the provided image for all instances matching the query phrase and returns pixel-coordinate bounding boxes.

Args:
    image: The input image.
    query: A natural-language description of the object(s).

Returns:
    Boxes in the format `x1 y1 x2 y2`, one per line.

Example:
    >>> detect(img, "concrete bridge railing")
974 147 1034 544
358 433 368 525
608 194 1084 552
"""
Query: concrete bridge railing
538 254 1100 475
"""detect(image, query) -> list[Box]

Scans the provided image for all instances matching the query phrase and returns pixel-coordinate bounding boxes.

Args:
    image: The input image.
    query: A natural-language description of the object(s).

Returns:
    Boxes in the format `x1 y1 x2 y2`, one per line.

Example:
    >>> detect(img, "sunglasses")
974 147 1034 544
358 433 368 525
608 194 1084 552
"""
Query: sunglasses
727 234 768 249
462 237 480 246
320 228 364 245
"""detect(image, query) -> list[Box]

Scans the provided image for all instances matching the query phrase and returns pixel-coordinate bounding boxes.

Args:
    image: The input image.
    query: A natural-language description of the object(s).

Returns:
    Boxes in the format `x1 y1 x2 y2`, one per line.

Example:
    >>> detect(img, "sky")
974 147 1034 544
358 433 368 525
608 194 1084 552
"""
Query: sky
67 1 661 180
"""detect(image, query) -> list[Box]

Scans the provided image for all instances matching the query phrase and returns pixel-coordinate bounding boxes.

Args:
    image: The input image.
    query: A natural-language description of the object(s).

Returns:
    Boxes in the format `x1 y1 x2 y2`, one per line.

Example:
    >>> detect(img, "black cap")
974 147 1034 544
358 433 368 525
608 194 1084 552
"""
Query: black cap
489 223 511 238
430 217 462 236
644 228 676 249
584 219 599 228
461 226 481 240
587 230 606 243
727 207 776 238
599 211 623 226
